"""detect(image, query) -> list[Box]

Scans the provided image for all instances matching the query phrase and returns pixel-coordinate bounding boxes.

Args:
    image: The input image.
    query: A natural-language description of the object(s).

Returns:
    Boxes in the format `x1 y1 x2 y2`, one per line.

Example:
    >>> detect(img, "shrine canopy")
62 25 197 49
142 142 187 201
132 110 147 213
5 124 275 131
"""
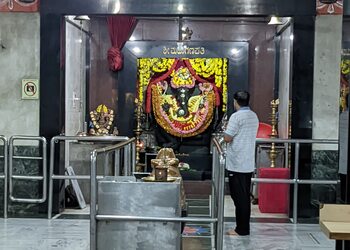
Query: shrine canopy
137 58 228 137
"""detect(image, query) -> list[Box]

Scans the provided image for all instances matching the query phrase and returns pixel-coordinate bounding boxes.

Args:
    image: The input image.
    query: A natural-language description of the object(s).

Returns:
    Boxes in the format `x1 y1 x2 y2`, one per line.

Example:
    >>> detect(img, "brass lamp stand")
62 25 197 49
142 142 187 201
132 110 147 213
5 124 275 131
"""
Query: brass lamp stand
269 99 279 168
134 99 144 172
288 101 292 168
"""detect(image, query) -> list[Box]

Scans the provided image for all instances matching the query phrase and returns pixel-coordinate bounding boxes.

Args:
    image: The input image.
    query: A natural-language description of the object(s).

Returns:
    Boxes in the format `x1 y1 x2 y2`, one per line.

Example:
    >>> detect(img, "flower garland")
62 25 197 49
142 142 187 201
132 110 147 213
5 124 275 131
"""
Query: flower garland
341 59 350 75
188 58 228 112
170 66 196 89
138 58 175 102
340 59 350 112
151 84 215 137
222 58 228 112
189 58 216 78
138 57 228 115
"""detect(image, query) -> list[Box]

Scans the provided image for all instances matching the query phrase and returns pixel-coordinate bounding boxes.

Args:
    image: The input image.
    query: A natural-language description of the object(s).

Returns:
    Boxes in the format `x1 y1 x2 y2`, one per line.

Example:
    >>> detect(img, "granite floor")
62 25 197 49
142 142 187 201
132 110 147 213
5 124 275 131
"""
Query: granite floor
0 218 335 250
0 197 335 249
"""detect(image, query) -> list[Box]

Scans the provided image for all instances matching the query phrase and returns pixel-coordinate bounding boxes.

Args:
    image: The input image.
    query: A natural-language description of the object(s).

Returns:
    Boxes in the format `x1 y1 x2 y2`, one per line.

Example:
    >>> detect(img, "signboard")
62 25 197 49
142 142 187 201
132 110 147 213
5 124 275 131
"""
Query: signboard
21 79 39 99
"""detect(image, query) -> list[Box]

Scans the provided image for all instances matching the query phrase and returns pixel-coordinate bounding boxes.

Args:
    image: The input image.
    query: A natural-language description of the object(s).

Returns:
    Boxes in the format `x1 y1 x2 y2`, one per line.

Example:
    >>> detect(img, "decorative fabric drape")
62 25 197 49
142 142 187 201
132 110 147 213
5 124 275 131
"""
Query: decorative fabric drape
145 59 179 113
184 59 221 107
106 15 137 71
145 59 221 113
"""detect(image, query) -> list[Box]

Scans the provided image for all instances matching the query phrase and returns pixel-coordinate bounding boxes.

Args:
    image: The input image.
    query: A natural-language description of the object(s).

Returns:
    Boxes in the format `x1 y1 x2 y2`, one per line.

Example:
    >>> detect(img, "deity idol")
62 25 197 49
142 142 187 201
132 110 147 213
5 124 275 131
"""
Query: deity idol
89 104 117 135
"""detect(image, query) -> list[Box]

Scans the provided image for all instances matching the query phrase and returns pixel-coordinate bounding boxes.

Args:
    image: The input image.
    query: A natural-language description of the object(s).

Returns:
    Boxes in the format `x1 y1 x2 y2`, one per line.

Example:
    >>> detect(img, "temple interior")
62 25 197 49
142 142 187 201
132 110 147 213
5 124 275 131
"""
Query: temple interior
0 1 350 249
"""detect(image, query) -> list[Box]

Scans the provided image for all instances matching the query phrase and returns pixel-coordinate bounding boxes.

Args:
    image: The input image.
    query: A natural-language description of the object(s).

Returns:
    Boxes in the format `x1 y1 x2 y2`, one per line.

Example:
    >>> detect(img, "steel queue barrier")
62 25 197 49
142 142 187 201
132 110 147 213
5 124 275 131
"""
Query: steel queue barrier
9 136 47 205
0 136 8 218
0 134 339 231
252 138 339 224
90 137 226 250
47 135 132 219
211 136 339 225
90 138 136 250
212 137 226 250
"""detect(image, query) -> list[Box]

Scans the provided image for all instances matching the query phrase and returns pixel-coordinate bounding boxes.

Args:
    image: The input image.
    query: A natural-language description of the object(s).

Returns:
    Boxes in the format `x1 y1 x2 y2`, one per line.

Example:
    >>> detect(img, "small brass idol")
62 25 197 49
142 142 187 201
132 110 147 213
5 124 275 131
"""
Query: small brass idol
269 99 279 168
151 148 180 177
142 148 186 209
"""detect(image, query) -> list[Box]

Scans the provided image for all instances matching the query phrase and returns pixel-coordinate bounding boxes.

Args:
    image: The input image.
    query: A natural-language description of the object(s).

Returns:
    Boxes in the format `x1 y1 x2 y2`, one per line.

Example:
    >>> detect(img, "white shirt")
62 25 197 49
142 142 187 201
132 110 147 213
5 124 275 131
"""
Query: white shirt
224 107 259 173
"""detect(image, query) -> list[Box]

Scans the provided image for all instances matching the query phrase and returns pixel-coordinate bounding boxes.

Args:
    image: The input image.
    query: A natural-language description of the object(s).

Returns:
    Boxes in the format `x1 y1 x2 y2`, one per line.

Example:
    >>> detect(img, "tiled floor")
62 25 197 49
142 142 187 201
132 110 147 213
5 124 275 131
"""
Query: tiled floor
0 197 335 249
224 196 289 219
0 219 335 250
222 223 335 250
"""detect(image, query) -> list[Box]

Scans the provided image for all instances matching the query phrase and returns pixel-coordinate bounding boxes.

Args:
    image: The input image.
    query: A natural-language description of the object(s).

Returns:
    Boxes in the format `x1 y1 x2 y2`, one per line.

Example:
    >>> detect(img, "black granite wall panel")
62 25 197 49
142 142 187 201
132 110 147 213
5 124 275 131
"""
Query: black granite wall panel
290 16 315 219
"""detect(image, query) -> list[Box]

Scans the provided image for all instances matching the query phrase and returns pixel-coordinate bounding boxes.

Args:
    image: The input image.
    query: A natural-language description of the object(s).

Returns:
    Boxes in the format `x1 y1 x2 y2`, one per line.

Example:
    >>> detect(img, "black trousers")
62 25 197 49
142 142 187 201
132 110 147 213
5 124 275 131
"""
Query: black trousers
228 170 252 236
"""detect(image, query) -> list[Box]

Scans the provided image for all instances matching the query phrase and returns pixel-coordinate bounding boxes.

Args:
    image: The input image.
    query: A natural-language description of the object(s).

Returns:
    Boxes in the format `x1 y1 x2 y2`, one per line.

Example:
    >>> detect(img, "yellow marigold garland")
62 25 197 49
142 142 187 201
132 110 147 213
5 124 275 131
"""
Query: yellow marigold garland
138 58 175 102
188 58 228 112
222 59 228 112
151 84 215 137
341 59 350 75
138 58 228 111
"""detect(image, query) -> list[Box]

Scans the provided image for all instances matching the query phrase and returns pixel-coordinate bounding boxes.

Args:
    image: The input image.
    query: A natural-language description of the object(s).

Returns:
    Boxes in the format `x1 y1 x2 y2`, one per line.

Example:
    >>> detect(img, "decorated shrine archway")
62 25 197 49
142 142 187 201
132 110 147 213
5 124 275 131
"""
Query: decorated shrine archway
118 41 248 138
138 58 228 138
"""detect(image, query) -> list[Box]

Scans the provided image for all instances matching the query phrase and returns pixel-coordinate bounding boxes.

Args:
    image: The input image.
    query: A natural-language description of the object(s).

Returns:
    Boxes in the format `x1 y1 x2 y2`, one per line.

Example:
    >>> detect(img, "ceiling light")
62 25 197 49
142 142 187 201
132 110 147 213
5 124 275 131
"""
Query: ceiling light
132 47 141 53
177 4 184 11
268 16 284 25
129 36 136 41
290 34 294 41
112 0 121 14
231 48 240 55
74 15 90 21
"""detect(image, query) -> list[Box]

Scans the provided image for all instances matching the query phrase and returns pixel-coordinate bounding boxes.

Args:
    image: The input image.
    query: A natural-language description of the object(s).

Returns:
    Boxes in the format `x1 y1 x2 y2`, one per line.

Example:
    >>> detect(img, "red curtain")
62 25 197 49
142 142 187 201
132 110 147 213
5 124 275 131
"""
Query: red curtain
145 59 179 113
106 15 137 71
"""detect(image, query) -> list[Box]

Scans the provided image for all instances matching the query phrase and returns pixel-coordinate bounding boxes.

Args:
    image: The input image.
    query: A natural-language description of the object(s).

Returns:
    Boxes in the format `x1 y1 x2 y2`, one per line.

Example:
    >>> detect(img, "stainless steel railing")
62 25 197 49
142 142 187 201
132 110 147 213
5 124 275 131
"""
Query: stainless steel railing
211 137 226 250
0 136 8 218
8 136 47 204
47 135 131 219
89 137 226 250
214 136 339 224
90 138 136 250
255 138 339 224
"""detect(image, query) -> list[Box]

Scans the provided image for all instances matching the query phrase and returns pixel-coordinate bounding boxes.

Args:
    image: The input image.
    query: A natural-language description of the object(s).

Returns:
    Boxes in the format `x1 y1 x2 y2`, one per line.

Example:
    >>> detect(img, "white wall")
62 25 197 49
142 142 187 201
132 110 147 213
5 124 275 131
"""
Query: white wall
278 25 292 139
0 13 40 138
312 15 342 150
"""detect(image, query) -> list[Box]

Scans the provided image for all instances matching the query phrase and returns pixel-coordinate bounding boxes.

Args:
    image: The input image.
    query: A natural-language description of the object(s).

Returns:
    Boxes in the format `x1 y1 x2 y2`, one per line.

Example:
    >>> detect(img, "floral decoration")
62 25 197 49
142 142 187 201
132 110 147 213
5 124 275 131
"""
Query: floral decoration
137 57 228 137
170 66 196 88
151 83 215 137
138 58 175 102
341 59 350 75
340 58 350 112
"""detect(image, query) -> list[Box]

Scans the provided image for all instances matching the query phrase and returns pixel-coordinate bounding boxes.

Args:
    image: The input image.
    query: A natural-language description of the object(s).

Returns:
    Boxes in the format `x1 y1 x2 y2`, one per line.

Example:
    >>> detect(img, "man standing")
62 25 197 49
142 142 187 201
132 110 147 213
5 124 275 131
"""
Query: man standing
224 91 259 236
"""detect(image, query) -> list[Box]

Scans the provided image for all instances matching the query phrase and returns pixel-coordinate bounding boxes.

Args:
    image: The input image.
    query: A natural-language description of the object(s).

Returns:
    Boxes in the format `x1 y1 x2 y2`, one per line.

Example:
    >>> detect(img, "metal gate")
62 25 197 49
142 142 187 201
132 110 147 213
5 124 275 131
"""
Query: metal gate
0 136 8 218
8 136 47 204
